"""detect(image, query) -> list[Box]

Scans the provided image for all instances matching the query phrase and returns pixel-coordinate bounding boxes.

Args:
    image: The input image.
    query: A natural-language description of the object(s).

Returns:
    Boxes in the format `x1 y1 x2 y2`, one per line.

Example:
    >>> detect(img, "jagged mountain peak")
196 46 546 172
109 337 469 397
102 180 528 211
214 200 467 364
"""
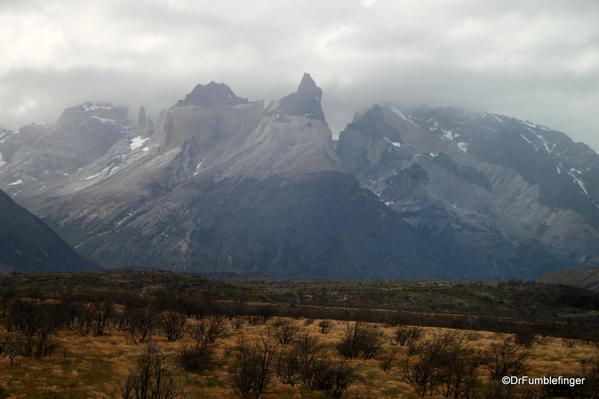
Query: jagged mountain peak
274 73 325 121
56 102 130 132
297 72 320 95
174 81 249 108
137 106 147 128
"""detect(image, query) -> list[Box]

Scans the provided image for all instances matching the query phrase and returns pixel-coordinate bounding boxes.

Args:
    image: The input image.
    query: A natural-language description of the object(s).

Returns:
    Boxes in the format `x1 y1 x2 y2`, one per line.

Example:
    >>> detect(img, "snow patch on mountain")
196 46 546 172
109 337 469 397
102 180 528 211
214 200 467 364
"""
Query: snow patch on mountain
535 133 556 153
457 142 468 152
484 113 504 123
568 169 589 196
390 106 415 124
440 128 460 140
193 160 204 176
82 103 114 112
384 136 402 148
8 179 23 186
129 136 149 151
91 115 121 125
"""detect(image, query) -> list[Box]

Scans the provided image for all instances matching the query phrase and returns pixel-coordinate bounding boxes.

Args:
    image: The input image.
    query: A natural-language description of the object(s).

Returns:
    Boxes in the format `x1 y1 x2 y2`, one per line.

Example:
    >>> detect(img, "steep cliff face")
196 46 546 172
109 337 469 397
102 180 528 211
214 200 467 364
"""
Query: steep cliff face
2 76 596 280
20 75 441 279
0 188 95 272
337 104 599 277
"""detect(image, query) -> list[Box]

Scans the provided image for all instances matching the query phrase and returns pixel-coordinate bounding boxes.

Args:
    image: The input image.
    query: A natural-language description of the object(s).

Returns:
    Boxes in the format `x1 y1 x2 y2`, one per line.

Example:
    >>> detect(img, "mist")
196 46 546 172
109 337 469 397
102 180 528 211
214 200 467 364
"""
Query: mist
1 0 598 147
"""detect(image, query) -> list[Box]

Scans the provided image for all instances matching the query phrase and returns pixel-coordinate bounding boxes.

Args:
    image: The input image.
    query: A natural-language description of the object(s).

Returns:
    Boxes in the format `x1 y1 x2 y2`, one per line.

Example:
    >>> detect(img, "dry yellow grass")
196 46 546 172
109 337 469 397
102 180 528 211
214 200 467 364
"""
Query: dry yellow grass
0 318 595 398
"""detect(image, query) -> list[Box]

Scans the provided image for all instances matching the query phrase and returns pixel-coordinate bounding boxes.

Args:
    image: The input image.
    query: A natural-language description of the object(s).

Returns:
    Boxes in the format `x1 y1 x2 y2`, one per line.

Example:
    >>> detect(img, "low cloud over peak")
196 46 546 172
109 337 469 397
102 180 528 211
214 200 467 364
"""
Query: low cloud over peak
1 0 598 148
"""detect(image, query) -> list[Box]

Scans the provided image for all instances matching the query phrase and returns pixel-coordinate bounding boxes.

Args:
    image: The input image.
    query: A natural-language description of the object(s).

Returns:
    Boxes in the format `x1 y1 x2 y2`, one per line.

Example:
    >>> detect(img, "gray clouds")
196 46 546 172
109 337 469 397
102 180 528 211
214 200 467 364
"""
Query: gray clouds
1 0 598 148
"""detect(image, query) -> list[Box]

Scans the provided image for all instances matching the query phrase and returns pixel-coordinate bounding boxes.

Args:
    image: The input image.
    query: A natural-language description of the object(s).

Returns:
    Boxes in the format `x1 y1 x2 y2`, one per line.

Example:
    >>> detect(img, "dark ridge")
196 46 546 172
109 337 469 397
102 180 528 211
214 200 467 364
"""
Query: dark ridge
175 81 249 107
275 73 325 121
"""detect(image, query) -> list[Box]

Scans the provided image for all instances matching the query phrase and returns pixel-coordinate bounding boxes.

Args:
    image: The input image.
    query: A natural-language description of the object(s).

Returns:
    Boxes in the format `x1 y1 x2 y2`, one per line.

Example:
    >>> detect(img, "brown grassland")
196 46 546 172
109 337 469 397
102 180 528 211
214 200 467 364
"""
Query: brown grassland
1 316 597 399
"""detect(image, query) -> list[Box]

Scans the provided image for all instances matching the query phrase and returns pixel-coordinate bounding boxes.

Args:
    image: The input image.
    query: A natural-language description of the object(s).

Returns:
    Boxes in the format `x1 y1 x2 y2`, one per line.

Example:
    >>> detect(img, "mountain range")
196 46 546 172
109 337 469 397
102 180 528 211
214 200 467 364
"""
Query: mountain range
1 73 597 279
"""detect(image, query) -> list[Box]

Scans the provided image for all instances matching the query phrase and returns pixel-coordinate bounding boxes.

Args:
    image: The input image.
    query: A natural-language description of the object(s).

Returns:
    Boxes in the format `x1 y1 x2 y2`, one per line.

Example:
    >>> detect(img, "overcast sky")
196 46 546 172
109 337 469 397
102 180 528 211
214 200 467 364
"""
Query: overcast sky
1 0 598 148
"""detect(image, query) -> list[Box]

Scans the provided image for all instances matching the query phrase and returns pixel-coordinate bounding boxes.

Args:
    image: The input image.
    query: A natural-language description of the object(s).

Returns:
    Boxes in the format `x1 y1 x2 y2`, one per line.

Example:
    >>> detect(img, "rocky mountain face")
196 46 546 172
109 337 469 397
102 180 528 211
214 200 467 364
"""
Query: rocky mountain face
0 103 133 198
0 75 438 279
337 105 599 278
0 188 95 272
1 75 597 279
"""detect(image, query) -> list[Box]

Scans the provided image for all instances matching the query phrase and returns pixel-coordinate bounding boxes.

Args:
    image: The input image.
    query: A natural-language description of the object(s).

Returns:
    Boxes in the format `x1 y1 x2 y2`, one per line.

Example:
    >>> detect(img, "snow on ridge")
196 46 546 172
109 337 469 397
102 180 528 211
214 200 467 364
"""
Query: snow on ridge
568 168 589 196
440 128 459 140
82 103 114 112
383 136 402 148
534 133 556 154
130 136 149 151
523 119 552 132
91 115 120 124
457 142 468 152
8 179 23 186
390 106 415 124
484 113 504 123
193 160 204 176
84 172 102 181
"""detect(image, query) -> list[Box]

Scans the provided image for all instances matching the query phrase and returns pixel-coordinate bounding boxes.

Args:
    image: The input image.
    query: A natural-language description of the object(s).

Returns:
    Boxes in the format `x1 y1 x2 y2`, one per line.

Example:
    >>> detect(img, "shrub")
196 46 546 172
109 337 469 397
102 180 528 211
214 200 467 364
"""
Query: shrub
336 322 384 359
188 315 228 346
514 329 537 348
318 320 334 334
178 344 215 374
378 349 397 372
121 344 182 399
400 331 483 398
294 334 323 376
485 336 528 380
302 359 357 398
120 304 157 343
231 317 245 330
230 335 279 399
91 300 113 336
5 300 60 358
159 312 187 342
392 326 423 346
274 319 300 345
274 348 301 386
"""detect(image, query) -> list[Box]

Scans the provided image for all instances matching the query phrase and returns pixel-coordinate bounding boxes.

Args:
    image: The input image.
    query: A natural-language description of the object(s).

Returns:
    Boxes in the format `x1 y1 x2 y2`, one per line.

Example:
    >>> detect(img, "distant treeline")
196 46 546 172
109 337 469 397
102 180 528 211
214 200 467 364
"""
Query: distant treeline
1 281 598 342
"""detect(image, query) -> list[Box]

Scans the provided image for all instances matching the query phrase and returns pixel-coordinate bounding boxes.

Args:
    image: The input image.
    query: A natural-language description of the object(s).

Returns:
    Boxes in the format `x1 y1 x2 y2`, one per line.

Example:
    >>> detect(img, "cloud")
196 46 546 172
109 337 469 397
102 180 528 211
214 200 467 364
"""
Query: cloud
1 0 598 149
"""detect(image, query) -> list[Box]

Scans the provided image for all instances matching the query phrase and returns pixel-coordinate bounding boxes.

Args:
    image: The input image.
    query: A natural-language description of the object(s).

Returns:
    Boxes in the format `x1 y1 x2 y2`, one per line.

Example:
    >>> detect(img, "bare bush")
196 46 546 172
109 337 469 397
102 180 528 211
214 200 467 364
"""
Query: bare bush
0 332 21 366
121 305 156 343
485 335 528 380
336 322 384 359
159 312 186 342
392 326 423 346
230 334 279 399
400 331 483 398
274 348 301 386
302 359 357 398
121 344 182 399
91 300 113 336
188 315 228 346
514 329 537 348
5 300 59 358
231 317 245 330
274 319 300 345
177 344 215 374
294 334 323 376
378 349 397 372
318 320 334 334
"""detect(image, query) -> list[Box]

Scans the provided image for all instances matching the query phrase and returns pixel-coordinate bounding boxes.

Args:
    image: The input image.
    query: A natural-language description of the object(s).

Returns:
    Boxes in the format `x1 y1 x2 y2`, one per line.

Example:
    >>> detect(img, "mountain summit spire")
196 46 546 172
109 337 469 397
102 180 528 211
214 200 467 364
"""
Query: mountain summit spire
276 73 325 121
